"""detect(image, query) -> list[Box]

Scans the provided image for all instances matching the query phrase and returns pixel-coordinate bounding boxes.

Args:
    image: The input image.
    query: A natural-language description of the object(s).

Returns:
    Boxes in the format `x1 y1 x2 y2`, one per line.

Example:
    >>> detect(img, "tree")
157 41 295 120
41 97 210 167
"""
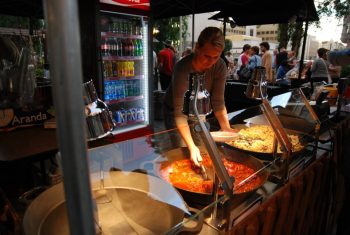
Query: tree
317 0 349 19
153 16 189 54
290 22 304 56
277 23 291 49
224 39 232 52
277 1 350 55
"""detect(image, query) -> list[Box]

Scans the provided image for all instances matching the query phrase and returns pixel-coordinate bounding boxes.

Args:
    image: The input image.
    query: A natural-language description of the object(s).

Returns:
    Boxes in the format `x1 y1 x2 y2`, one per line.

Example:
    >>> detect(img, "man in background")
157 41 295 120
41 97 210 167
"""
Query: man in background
260 42 273 82
158 39 175 90
276 47 288 70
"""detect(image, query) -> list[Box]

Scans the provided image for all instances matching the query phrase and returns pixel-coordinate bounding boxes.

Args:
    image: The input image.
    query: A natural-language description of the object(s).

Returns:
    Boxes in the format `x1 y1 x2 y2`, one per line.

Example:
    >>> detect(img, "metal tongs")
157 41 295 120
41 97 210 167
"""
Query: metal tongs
198 160 209 181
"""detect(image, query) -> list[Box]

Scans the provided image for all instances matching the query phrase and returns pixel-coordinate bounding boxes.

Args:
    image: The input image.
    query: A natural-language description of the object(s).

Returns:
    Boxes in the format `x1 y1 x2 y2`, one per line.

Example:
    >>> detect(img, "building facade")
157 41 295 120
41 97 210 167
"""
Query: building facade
256 24 279 43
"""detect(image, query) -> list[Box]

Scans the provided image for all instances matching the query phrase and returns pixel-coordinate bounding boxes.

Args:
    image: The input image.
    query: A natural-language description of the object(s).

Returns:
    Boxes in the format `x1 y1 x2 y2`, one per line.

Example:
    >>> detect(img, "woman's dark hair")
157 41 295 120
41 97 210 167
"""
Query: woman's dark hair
251 46 259 55
242 44 251 53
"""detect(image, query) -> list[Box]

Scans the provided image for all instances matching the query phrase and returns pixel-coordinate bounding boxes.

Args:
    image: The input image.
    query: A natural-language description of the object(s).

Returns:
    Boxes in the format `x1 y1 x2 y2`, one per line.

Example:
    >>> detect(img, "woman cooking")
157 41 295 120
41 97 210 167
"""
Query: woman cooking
163 27 237 167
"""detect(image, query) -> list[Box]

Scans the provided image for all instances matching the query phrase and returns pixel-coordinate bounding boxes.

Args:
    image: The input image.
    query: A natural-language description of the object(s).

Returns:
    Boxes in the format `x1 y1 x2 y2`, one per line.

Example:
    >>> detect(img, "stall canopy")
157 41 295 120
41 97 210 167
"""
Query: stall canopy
208 0 318 26
0 0 43 18
150 0 318 23
0 0 318 24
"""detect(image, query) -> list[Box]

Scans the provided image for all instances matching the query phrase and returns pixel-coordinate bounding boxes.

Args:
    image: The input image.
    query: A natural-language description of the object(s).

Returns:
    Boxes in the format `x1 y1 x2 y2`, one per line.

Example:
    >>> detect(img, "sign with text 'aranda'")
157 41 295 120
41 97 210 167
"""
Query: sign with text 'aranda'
100 0 150 11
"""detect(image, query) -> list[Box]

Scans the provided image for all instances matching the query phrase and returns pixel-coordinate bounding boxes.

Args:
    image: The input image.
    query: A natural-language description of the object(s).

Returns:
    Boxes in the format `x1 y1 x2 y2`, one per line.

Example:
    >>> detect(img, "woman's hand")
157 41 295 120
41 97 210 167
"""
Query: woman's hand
189 145 203 167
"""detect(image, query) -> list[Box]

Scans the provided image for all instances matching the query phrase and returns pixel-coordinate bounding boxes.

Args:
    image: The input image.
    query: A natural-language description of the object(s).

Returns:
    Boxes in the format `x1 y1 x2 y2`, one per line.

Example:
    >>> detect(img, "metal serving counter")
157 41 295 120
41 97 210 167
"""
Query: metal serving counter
21 88 326 234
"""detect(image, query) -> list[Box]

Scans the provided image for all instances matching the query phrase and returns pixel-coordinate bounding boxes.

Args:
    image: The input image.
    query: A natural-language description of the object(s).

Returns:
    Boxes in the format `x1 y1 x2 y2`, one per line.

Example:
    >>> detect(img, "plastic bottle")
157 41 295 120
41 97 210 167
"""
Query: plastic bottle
102 61 107 77
130 61 134 76
138 39 143 56
116 38 122 56
129 39 134 56
112 61 117 77
101 38 108 57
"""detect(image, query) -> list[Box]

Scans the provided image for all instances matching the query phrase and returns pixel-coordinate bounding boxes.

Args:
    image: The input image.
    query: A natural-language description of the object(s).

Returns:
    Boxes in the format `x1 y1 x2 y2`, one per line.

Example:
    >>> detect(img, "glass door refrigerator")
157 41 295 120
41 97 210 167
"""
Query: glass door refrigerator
96 0 152 142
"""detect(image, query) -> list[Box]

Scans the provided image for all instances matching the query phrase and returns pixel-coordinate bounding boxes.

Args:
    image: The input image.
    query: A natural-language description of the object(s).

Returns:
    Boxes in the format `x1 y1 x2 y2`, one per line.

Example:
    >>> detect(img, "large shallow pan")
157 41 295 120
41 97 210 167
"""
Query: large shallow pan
142 147 269 205
23 171 203 235
224 124 308 161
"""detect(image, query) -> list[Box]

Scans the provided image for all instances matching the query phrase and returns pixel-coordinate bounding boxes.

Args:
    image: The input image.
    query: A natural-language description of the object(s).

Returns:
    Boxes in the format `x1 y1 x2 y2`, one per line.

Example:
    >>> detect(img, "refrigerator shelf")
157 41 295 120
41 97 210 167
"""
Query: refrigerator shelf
105 95 144 104
102 56 144 61
105 75 144 81
101 32 143 39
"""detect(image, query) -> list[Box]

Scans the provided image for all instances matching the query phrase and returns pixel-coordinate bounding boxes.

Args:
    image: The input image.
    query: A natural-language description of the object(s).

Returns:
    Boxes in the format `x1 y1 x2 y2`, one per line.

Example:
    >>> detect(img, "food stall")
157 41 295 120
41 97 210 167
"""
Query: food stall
22 84 326 234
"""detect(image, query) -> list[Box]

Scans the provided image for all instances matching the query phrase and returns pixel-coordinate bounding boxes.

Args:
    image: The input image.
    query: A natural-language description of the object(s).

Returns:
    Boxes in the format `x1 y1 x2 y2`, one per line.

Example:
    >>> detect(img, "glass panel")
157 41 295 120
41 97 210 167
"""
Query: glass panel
269 89 318 135
86 116 272 234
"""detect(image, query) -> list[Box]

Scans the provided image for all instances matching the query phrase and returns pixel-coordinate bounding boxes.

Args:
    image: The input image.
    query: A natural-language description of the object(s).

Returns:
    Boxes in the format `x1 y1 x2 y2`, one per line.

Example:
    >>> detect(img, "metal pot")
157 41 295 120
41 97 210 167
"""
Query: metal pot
142 146 269 205
83 80 98 105
23 171 203 235
85 108 114 141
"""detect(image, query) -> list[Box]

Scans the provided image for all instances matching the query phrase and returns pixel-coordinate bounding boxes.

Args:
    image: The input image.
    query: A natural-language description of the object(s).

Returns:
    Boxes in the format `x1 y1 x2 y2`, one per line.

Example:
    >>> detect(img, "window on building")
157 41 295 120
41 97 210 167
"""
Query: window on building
250 29 254 36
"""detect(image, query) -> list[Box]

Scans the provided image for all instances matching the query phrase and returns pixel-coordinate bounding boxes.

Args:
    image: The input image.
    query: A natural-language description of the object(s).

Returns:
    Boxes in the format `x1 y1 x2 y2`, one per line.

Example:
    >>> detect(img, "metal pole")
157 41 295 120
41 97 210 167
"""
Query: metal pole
192 14 195 48
223 18 227 38
298 7 309 80
43 1 96 235
179 16 183 52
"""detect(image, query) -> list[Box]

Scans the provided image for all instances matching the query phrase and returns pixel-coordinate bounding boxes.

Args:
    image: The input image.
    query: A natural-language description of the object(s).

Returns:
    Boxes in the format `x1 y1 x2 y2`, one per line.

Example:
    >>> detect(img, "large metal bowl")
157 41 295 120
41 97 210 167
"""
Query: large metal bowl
23 171 203 235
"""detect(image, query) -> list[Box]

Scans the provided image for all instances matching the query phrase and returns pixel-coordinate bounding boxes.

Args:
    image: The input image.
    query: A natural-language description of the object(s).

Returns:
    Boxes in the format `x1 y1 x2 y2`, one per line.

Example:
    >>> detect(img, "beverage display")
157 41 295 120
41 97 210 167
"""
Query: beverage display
99 11 149 132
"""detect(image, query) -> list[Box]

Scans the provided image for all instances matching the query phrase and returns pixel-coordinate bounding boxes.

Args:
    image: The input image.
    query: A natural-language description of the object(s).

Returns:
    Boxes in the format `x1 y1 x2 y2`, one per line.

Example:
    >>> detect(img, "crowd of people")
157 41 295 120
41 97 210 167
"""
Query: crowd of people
224 43 343 90
153 37 344 94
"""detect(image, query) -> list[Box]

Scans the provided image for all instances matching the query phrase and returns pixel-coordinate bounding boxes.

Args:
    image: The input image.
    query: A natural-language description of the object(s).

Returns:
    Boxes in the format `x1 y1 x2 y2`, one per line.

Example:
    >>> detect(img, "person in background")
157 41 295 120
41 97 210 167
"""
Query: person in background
276 47 288 70
287 50 297 69
158 39 175 90
328 48 350 66
303 60 313 82
181 47 192 59
276 61 289 81
247 46 262 70
310 48 329 91
237 44 251 75
328 63 342 83
272 49 278 70
225 51 234 64
225 51 235 79
163 27 237 166
260 42 273 82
